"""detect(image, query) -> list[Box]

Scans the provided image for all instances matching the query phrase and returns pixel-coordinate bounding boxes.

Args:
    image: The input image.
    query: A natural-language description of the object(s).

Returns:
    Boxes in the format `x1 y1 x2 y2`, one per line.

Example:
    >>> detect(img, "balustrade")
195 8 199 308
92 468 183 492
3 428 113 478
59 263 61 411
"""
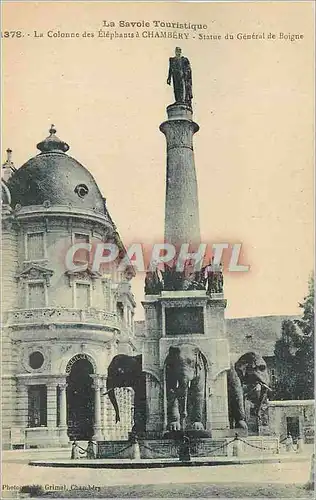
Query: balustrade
6 307 118 328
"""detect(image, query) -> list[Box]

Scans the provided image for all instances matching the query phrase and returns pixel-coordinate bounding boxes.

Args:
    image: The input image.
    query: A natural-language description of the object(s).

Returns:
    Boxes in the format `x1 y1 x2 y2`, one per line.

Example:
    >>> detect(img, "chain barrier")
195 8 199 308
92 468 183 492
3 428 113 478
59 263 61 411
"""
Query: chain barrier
202 437 236 454
73 443 87 454
236 436 276 452
134 437 237 459
279 435 289 444
74 435 278 460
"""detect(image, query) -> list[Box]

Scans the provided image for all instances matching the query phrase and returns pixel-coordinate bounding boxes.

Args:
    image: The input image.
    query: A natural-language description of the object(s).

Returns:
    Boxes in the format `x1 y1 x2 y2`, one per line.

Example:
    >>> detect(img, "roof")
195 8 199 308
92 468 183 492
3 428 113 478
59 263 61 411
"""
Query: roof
7 126 106 215
269 400 314 407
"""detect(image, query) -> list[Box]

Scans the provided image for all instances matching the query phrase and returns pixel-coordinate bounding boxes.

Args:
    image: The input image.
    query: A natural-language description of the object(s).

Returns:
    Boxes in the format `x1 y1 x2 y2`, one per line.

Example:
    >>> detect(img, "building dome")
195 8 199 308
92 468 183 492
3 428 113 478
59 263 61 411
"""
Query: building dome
7 126 106 214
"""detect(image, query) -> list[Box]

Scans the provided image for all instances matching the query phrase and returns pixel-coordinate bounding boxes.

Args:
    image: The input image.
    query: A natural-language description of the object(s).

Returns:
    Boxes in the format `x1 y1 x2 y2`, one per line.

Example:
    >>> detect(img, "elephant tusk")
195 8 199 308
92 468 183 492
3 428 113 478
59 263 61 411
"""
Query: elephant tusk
103 388 115 397
260 382 272 391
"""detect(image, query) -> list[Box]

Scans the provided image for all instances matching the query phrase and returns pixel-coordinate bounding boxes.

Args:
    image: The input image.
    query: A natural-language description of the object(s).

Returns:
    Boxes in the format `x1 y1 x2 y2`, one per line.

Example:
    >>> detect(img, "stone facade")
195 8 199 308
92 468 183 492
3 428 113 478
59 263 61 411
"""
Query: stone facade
1 128 136 449
138 290 230 436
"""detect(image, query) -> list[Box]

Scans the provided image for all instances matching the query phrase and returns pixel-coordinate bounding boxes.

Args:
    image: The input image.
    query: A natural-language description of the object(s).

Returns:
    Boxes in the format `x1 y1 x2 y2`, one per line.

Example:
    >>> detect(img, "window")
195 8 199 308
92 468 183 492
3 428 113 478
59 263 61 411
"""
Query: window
28 282 46 308
74 184 89 198
29 351 44 370
103 280 111 310
26 233 45 260
76 283 91 309
73 233 90 264
28 385 47 427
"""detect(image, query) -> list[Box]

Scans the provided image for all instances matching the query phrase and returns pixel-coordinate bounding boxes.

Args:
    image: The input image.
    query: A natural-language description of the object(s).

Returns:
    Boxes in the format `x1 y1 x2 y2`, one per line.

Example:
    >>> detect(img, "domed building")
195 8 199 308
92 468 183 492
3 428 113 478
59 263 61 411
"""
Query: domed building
1 126 136 449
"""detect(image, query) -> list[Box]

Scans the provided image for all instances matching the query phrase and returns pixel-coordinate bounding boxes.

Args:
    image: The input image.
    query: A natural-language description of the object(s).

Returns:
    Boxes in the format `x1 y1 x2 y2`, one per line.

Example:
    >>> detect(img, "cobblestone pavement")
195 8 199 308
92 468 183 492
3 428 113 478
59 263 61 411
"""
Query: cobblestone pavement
2 448 312 494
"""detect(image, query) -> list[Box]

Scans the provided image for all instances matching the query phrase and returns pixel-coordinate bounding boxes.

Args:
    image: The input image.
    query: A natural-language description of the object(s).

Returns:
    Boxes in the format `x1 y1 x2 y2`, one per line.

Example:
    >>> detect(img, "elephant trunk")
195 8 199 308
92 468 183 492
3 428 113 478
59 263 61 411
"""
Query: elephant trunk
106 379 120 423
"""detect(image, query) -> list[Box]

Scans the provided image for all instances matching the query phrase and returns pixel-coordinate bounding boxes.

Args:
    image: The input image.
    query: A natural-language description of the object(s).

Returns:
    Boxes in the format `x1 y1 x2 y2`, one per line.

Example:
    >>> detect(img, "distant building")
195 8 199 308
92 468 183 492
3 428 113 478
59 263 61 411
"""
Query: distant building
268 400 314 443
1 127 136 449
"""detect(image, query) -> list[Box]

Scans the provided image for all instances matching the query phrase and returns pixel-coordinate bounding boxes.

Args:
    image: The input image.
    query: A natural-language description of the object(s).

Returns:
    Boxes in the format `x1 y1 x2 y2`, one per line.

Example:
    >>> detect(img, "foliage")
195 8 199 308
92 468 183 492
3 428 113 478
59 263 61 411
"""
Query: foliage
273 275 314 400
294 276 314 399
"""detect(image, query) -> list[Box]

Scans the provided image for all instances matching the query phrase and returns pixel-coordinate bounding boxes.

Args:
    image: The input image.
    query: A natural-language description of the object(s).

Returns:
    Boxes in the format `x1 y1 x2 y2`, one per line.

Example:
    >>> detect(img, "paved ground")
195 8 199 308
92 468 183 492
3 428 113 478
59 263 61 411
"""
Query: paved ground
2 447 313 498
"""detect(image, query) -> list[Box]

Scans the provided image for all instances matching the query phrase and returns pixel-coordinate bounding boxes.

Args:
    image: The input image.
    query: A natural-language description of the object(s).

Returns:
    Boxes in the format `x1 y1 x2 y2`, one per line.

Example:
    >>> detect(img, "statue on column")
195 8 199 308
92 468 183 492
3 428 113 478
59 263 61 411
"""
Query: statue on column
167 47 193 107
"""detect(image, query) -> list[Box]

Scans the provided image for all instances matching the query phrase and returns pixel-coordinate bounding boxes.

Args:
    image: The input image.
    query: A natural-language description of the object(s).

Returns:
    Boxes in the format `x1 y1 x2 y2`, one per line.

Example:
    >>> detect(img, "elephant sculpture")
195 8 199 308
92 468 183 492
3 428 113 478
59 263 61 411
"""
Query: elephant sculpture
227 352 271 431
165 344 206 431
105 354 146 434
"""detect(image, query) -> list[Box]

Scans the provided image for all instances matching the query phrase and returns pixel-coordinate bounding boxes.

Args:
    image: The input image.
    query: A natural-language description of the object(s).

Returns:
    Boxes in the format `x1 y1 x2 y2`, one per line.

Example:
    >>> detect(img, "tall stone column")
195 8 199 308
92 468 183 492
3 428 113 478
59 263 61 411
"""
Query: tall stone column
92 377 103 441
58 382 68 446
47 382 57 429
160 104 200 247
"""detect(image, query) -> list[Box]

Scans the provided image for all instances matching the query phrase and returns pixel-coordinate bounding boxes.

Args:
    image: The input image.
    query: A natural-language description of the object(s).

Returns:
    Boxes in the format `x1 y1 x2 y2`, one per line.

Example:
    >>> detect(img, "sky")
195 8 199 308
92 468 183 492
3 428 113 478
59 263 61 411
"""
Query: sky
2 2 314 320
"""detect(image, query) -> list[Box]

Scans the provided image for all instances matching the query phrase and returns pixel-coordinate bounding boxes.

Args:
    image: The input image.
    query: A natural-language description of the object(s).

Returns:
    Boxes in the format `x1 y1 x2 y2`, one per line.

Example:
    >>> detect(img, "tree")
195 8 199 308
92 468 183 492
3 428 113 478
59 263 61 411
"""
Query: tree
293 276 314 399
273 275 314 400
273 319 301 400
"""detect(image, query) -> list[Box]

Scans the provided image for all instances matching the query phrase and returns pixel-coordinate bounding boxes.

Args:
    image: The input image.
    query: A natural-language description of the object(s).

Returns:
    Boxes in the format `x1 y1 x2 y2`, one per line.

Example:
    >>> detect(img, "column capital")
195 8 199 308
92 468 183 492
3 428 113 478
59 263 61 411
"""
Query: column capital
90 375 103 390
58 382 67 391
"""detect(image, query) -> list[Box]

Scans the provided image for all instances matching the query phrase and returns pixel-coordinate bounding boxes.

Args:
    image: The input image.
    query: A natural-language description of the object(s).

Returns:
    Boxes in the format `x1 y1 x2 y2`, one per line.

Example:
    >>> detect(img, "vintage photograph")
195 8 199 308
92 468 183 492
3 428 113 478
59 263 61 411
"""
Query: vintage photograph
1 1 314 498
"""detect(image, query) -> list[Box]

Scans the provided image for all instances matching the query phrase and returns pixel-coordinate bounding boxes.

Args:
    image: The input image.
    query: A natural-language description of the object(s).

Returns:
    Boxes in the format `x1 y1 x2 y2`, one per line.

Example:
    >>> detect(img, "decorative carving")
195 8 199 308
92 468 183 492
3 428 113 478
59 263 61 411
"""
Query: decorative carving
165 344 206 431
91 377 102 390
65 353 97 375
228 352 271 432
65 268 101 289
60 345 73 355
160 263 209 292
7 307 118 329
20 344 51 373
16 264 53 286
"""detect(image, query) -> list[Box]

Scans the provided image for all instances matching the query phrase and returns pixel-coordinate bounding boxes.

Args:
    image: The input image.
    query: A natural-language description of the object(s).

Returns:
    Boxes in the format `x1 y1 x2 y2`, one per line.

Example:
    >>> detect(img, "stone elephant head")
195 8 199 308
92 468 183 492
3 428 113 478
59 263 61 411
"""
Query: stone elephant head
228 351 271 430
106 354 146 433
165 344 206 431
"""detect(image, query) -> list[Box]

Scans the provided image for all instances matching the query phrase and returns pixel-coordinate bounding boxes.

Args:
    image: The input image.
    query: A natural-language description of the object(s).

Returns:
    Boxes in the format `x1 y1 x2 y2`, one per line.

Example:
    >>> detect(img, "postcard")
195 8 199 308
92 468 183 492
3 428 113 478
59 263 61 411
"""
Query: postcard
1 1 314 498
